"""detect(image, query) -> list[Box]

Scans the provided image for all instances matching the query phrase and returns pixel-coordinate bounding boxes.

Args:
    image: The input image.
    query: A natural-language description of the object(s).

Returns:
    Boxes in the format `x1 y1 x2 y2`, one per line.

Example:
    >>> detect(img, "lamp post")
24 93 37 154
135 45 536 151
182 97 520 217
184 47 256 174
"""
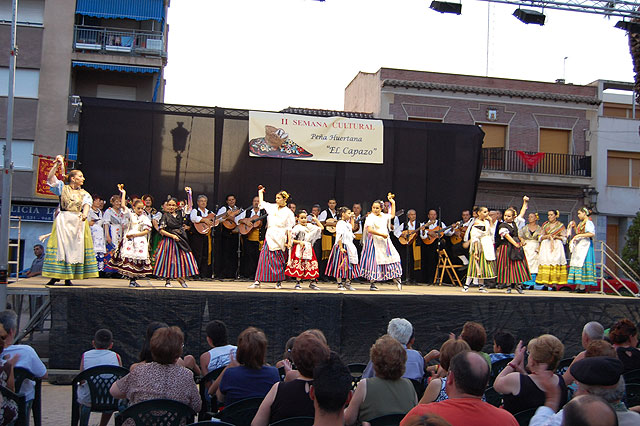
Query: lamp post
170 122 189 195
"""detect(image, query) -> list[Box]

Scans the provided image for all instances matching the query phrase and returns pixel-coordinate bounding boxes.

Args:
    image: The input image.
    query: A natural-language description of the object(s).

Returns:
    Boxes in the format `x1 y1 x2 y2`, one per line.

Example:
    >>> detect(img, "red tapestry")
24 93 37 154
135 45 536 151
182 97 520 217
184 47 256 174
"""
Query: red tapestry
516 151 545 169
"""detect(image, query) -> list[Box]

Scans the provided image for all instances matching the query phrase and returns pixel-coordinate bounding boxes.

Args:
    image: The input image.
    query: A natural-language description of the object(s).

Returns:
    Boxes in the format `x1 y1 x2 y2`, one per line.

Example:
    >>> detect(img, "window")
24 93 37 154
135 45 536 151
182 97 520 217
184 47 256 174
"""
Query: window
0 0 44 25
96 84 136 101
479 123 506 149
0 139 34 170
0 68 40 98
539 128 570 154
607 151 640 188
66 132 78 169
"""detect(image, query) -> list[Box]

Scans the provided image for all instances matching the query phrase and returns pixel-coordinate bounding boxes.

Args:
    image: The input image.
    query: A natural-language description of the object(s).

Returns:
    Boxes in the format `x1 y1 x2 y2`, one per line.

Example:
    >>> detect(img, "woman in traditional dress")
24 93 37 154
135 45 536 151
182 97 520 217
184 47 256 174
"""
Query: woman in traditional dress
285 210 323 290
108 185 153 287
102 193 126 277
567 207 597 293
326 207 360 291
462 206 495 293
519 212 542 289
88 195 106 275
249 186 296 289
496 197 531 294
141 194 158 258
536 210 568 290
359 194 403 291
42 155 99 285
153 192 198 288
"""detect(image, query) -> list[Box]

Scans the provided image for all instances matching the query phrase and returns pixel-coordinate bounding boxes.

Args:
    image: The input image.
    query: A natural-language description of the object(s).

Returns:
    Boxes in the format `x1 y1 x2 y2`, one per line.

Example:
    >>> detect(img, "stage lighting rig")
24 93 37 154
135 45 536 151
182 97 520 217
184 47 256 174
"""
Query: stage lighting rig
513 8 546 25
430 1 462 15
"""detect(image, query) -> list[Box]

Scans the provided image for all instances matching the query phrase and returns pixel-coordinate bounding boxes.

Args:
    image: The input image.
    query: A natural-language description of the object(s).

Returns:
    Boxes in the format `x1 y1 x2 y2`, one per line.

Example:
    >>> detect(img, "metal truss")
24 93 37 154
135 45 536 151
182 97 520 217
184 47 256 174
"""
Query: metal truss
477 0 640 19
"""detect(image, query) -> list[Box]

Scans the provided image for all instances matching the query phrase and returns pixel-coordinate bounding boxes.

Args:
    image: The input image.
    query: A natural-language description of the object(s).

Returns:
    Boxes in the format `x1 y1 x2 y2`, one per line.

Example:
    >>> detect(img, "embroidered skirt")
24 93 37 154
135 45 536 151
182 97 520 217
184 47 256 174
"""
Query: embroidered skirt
285 243 320 280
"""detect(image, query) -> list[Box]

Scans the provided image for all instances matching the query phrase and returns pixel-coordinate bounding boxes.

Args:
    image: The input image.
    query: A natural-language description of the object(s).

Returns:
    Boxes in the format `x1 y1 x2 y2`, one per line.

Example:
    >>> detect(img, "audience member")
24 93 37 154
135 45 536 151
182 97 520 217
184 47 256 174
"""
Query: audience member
345 335 418 425
460 322 491 367
362 318 425 381
402 413 452 426
199 320 237 375
489 331 515 363
274 336 296 369
131 321 200 375
420 339 471 404
110 327 201 416
0 321 18 425
252 331 330 425
77 329 122 426
0 310 47 426
585 340 617 358
494 334 567 414
562 395 618 426
563 321 605 385
310 352 352 426
401 351 518 426
609 319 640 373
211 327 279 405
530 356 639 426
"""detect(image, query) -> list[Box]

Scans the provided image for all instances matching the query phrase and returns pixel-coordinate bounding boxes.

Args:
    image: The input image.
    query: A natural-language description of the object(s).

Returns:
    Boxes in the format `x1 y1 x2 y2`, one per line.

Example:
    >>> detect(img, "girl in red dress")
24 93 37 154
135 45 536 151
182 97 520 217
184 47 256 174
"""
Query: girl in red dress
285 210 323 290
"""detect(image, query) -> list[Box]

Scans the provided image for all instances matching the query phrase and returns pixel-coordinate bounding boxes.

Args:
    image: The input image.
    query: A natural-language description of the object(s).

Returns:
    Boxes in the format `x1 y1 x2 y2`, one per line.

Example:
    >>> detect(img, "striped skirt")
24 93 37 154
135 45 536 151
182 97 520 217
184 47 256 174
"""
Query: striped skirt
285 244 320 280
568 241 597 286
468 242 496 279
325 244 360 280
255 241 287 282
496 244 531 285
152 237 198 278
536 265 568 286
42 221 99 280
358 237 402 282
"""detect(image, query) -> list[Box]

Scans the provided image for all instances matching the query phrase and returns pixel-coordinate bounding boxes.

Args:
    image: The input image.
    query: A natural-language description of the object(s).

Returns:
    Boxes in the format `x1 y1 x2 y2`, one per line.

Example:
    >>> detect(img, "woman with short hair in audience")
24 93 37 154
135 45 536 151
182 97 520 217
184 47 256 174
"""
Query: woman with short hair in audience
210 327 280 405
609 319 640 373
494 334 568 414
251 331 331 425
420 338 470 404
110 326 201 413
460 321 491 367
344 335 417 425
131 321 200 374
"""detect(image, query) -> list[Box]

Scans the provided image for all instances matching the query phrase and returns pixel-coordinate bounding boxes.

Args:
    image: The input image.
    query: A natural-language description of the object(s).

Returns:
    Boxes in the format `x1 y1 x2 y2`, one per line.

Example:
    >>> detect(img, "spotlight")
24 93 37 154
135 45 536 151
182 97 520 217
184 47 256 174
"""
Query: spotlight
513 8 545 25
615 20 640 33
430 1 462 15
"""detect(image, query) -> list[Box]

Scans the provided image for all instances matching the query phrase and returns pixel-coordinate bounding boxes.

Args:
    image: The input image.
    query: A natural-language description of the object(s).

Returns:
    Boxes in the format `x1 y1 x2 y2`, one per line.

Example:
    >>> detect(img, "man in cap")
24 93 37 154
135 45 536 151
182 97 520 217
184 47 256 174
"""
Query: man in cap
361 318 425 381
530 356 639 426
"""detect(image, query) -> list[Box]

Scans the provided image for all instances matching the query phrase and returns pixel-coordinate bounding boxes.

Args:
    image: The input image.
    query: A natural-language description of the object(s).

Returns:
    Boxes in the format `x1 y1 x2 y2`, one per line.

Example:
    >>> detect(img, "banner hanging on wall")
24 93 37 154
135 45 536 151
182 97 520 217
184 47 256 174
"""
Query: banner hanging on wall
249 111 384 164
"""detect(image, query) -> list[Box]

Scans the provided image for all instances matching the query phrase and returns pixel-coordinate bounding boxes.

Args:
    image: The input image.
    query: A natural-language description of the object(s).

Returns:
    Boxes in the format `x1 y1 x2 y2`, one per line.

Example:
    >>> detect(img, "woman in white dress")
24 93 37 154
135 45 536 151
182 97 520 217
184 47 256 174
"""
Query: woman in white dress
462 206 495 293
536 210 568 290
88 196 106 274
567 207 597 293
325 207 360 291
359 194 403 291
519 212 542 288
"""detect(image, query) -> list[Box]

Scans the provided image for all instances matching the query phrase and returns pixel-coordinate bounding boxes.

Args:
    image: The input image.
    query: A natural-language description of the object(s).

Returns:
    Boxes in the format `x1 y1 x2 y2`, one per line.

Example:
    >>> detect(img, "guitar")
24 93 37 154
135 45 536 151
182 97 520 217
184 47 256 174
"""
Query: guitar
193 210 229 235
450 224 469 245
238 212 266 235
221 207 245 230
422 221 461 245
399 223 428 245
324 218 339 234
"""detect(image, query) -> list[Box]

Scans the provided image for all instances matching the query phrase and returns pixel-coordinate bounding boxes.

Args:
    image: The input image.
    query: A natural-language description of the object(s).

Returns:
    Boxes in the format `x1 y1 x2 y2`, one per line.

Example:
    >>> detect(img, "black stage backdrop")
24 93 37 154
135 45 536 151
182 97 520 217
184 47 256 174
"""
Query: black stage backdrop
49 289 640 369
78 98 483 224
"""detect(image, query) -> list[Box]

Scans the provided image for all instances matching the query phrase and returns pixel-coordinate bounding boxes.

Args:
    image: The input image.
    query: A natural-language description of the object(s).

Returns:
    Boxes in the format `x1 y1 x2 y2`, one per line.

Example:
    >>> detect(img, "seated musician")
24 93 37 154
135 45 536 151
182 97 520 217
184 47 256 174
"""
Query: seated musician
317 199 338 281
394 209 425 283
288 202 296 214
214 194 242 279
449 209 474 266
235 196 266 280
352 203 364 250
189 195 215 280
422 209 454 283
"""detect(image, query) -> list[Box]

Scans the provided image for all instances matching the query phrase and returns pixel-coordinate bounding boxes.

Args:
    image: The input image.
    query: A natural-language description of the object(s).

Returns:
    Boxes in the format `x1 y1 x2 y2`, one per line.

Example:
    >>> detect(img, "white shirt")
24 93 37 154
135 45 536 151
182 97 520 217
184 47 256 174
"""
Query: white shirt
393 220 424 239
77 349 121 406
318 209 337 222
235 208 262 224
190 207 212 223
3 344 47 401
261 201 295 251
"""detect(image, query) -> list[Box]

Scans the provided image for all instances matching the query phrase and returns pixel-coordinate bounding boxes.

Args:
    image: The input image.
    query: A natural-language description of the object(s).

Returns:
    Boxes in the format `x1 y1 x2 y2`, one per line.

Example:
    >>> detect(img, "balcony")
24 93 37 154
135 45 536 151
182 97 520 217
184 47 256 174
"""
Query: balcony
482 148 591 177
73 25 165 57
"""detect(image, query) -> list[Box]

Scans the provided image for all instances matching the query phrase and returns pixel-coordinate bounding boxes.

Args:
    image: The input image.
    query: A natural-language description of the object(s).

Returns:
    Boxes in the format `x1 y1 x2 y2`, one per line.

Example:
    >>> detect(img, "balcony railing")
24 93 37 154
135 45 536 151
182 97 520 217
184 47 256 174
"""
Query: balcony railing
482 148 591 177
73 25 165 57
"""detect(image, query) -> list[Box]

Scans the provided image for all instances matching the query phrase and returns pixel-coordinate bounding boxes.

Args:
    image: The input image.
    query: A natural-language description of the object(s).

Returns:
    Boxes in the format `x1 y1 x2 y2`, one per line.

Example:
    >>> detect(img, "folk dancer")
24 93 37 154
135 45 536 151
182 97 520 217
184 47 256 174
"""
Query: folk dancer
567 207 597 293
519 212 542 289
536 210 568 290
42 155 98 285
462 206 496 293
318 198 338 281
496 197 530 294
325 207 360 290
285 210 323 290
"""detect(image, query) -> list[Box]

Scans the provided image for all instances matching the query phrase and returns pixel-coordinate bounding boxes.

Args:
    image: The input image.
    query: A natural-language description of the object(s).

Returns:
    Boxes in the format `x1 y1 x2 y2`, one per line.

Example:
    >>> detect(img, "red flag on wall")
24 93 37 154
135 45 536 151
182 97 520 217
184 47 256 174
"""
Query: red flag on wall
35 157 63 198
516 151 545 169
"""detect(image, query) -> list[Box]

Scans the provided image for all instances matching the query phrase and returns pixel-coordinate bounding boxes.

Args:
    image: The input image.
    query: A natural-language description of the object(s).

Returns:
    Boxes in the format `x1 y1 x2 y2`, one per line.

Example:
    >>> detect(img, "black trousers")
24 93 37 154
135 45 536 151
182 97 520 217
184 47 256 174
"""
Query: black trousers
240 238 260 279
189 232 212 278
217 230 239 278
422 242 439 284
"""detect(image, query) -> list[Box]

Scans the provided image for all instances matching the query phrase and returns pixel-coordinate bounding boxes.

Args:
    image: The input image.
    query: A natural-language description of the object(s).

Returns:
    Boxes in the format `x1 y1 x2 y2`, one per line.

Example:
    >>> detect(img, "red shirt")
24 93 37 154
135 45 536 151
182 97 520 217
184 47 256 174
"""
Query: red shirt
400 398 518 426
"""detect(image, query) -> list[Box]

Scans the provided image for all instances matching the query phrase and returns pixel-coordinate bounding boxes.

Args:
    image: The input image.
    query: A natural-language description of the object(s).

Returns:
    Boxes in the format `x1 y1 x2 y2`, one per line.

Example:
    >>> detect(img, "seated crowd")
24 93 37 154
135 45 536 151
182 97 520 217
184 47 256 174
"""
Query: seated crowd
1 310 640 426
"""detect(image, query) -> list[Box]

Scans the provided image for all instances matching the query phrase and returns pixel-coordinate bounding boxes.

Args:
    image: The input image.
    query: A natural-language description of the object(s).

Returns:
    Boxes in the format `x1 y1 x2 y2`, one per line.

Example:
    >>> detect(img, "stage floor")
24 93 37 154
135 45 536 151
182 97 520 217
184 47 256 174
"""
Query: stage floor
8 276 632 299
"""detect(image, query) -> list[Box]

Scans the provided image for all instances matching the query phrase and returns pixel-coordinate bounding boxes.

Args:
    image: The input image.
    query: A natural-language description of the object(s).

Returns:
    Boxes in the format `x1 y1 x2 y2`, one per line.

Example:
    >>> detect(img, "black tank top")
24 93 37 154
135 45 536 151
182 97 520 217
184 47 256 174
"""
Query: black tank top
269 379 314 423
502 373 568 414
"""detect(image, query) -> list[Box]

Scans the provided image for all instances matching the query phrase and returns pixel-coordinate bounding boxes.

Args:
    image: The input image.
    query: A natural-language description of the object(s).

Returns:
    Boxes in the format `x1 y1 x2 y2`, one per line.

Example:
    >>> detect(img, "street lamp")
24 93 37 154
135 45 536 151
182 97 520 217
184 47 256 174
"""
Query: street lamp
170 122 189 195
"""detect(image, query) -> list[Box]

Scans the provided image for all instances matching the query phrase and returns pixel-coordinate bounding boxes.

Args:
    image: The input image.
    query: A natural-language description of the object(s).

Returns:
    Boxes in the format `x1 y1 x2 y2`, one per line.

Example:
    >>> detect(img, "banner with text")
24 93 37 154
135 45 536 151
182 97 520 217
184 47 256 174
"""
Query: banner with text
249 111 383 164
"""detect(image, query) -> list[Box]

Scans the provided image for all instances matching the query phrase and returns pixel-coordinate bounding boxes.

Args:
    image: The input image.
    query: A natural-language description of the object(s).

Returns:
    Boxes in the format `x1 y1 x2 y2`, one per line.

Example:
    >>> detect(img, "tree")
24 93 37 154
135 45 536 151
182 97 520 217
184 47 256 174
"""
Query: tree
622 211 640 277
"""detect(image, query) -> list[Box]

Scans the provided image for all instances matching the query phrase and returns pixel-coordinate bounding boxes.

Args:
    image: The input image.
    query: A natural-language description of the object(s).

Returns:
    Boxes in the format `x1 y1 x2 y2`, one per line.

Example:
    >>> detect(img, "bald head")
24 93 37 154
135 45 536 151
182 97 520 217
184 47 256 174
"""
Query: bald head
563 394 618 426
447 351 489 397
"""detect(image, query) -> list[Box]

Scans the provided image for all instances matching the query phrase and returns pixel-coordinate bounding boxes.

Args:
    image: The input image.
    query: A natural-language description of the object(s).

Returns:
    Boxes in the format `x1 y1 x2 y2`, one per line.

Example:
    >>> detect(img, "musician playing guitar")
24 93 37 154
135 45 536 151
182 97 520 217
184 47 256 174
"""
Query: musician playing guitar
188 194 215 279
215 194 243 279
317 198 339 281
422 209 455 283
235 196 267 279
394 209 426 282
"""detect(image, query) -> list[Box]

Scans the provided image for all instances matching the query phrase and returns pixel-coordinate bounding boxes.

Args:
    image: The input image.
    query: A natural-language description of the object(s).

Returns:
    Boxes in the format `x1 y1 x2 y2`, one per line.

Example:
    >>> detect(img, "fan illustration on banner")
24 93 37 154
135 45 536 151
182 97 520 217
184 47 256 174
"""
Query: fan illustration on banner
249 125 313 159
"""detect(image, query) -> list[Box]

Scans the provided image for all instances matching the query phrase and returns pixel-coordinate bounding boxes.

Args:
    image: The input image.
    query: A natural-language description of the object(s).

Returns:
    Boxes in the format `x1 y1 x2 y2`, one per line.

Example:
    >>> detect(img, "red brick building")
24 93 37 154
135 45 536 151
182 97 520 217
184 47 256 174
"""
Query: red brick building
345 68 598 220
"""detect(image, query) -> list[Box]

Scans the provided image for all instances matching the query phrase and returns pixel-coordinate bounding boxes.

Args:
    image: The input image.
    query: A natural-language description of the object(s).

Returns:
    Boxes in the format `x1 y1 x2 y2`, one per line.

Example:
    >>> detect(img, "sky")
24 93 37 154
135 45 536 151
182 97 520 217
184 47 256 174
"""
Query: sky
163 0 636 112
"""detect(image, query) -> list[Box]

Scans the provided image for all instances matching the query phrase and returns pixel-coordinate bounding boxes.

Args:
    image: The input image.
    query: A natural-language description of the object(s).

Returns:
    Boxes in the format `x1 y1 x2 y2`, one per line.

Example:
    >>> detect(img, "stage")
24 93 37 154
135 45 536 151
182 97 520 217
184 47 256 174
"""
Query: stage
9 277 640 370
